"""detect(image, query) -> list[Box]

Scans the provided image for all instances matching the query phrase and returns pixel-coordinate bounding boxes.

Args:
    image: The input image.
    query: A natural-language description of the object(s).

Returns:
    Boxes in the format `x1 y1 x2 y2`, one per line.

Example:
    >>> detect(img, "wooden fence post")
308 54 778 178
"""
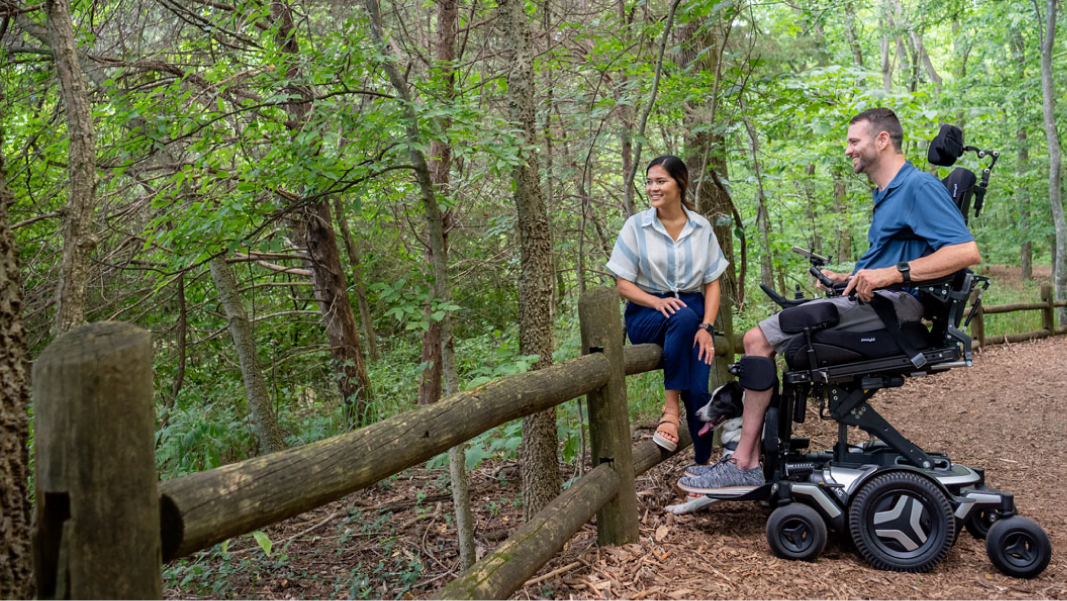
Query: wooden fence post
578 288 639 545
32 322 161 599
1040 283 1054 331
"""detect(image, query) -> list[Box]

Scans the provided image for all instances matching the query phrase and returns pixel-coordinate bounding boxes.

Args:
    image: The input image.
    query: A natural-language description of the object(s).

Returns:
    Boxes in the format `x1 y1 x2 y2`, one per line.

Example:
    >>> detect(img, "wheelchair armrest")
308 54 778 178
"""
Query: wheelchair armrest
873 273 959 293
760 283 813 309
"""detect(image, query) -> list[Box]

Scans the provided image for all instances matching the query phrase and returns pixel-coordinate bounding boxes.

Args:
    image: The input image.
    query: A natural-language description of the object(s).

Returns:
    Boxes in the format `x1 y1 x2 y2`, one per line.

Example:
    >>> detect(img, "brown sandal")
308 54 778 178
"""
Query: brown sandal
653 408 680 452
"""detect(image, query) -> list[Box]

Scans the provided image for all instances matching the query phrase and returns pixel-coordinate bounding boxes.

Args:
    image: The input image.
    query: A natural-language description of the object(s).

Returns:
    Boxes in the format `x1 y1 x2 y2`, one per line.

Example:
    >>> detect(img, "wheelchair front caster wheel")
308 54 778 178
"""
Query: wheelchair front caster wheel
849 471 956 572
965 507 997 540
985 516 1051 578
766 503 827 562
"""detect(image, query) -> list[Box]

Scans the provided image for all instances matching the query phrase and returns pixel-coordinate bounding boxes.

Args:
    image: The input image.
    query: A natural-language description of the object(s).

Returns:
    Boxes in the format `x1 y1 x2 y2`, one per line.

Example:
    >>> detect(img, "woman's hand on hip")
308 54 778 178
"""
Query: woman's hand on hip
693 328 715 364
651 296 687 318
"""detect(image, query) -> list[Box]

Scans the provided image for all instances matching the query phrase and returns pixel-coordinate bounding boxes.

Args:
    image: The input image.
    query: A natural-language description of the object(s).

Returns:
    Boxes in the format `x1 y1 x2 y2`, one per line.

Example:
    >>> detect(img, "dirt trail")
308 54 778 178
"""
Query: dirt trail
542 336 1067 600
165 338 1067 600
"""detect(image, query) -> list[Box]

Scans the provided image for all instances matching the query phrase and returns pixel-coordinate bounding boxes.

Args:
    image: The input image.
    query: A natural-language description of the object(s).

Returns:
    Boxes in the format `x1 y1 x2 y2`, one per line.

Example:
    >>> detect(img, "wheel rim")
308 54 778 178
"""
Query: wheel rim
865 489 942 560
1001 531 1041 569
972 509 995 534
778 516 815 554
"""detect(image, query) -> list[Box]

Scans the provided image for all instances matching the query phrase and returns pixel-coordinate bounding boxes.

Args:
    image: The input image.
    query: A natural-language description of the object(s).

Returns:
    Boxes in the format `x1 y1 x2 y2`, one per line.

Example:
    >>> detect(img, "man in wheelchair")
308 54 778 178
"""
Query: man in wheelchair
679 108 980 495
671 107 1051 577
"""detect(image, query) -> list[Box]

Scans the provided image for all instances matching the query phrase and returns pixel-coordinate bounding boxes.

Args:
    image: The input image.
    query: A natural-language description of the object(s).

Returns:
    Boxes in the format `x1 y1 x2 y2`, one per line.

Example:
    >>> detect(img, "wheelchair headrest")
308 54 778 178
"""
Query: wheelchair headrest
928 124 964 167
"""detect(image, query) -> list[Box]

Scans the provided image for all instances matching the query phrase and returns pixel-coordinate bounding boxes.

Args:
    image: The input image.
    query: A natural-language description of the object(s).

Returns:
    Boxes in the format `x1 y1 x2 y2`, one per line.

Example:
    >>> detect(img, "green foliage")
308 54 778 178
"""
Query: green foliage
6 0 1067 543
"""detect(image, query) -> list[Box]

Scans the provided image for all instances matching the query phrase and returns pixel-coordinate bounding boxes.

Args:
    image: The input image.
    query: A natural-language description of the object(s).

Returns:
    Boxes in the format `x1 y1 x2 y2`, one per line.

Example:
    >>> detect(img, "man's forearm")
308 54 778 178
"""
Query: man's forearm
907 241 981 281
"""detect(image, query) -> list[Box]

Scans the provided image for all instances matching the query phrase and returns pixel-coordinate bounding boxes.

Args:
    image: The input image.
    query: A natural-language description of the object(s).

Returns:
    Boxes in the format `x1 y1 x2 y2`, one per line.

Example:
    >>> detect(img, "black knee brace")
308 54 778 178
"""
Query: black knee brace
737 356 776 391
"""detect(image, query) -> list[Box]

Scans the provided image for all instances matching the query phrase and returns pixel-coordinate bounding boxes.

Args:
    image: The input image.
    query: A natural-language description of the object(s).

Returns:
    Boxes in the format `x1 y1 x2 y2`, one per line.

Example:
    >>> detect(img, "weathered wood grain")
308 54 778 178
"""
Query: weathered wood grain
33 322 161 599
433 463 619 600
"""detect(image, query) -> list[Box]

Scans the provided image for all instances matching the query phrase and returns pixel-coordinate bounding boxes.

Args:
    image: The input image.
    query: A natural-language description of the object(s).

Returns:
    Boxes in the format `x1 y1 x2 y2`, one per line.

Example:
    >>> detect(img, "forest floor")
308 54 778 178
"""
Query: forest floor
165 267 1067 600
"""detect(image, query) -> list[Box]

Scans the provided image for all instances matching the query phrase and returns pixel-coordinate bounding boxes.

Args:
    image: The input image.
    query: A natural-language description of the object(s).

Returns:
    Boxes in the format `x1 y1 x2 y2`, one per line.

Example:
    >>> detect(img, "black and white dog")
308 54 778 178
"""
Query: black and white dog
666 381 745 515
694 380 744 438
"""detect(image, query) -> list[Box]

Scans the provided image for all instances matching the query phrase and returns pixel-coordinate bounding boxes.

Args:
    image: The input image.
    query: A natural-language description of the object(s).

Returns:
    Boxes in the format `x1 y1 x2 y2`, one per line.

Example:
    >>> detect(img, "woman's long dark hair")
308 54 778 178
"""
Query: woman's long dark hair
646 155 696 211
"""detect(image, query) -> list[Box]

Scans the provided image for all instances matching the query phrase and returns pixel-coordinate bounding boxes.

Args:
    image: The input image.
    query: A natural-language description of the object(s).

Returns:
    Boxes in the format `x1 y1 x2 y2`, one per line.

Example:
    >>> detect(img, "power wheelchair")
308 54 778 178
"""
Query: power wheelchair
704 125 1052 577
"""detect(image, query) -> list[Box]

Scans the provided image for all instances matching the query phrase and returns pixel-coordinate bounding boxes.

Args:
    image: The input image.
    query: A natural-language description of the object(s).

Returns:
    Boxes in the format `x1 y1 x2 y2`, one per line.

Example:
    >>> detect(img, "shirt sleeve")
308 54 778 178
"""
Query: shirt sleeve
905 179 975 250
606 217 641 282
702 228 730 284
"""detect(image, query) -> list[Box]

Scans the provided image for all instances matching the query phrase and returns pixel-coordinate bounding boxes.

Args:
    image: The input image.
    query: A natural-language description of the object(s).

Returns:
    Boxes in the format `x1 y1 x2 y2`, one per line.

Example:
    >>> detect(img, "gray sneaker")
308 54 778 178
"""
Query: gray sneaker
685 417 742 477
678 458 765 496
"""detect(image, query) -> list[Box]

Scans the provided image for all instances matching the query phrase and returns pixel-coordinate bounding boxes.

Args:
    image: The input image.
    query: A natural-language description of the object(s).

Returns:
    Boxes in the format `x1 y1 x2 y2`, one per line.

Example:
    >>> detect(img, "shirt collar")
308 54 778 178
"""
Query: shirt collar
640 206 698 240
873 160 915 205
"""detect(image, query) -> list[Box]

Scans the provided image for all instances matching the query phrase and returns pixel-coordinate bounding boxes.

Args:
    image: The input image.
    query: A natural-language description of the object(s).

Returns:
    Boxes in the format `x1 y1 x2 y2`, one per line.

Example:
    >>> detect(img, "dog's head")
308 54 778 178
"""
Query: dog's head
695 381 744 437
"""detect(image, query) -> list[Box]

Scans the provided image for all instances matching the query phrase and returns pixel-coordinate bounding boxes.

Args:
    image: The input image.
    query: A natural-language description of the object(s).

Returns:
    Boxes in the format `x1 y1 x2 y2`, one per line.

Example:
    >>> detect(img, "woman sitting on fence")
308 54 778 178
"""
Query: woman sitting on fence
606 155 728 466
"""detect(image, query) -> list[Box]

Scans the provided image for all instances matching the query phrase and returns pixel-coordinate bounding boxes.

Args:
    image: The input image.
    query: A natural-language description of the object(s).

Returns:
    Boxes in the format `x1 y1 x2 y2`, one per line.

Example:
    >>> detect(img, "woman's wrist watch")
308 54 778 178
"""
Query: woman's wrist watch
698 323 715 335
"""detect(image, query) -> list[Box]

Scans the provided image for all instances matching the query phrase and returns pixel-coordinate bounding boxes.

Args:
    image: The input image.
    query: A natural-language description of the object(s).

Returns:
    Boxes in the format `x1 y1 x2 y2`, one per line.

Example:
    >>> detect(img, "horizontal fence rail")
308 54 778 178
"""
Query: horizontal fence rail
971 283 1067 348
158 343 663 561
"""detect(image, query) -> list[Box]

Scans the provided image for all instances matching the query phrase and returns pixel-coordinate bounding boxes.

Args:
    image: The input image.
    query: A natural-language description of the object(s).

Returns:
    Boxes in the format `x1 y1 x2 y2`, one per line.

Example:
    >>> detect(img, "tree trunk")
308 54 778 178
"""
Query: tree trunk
742 111 775 293
362 0 475 568
622 0 682 216
0 126 33 600
1013 30 1032 281
616 0 635 199
879 5 893 93
1038 0 1066 323
832 166 852 263
888 0 942 92
272 2 374 427
304 202 375 425
843 2 864 67
802 163 822 254
1018 128 1033 280
332 199 380 363
499 0 561 520
680 11 739 380
210 259 287 454
47 0 97 335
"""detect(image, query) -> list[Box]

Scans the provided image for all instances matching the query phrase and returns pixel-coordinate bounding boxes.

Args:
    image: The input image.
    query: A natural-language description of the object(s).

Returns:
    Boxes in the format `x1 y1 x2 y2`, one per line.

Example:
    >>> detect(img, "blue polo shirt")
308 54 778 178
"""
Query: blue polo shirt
853 161 974 273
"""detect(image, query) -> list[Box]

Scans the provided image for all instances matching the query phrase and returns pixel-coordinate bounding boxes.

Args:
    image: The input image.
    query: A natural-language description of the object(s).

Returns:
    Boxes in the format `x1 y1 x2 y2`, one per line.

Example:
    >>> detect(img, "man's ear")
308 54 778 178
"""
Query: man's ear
876 130 890 151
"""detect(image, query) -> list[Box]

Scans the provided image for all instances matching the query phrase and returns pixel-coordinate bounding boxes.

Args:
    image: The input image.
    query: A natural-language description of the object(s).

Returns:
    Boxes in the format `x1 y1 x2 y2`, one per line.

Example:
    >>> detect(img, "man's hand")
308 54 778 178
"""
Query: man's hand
816 269 851 292
651 296 687 318
843 266 902 301
693 328 715 364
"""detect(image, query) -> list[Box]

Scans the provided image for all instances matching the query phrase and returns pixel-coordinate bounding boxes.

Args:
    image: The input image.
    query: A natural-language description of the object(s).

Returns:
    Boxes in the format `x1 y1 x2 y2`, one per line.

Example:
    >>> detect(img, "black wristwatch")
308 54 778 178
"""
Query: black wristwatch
897 261 911 283
698 323 715 335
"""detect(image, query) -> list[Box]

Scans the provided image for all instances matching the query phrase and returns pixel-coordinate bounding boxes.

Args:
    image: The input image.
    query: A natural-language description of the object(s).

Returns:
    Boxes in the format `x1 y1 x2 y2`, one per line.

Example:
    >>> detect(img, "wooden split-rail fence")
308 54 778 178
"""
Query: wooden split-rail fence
970 283 1067 347
30 283 1067 599
30 287 732 600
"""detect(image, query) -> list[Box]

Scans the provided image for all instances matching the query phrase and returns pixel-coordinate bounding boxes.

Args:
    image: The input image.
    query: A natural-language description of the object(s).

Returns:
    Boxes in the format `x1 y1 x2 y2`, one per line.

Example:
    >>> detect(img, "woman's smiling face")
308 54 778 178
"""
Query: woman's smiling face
646 165 681 210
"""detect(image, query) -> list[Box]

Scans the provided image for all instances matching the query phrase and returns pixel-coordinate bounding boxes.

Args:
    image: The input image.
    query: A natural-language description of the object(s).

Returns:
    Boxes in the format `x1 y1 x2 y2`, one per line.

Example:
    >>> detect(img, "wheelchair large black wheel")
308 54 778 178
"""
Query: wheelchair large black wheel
965 507 997 540
849 471 956 572
766 503 827 562
985 516 1051 578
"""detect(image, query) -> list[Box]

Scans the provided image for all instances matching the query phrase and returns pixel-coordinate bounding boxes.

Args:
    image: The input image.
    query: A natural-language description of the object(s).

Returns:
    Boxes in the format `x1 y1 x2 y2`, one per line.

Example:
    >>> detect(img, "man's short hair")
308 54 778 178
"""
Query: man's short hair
850 108 904 153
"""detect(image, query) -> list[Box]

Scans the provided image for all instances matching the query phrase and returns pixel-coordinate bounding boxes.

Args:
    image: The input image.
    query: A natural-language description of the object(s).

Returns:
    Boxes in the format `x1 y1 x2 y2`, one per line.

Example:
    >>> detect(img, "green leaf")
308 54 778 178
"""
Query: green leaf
252 531 272 556
465 444 486 470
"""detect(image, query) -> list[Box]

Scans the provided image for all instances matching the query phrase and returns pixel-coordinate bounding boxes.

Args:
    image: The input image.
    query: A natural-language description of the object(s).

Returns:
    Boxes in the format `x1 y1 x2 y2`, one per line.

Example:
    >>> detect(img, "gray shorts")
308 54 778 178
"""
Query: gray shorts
758 291 925 355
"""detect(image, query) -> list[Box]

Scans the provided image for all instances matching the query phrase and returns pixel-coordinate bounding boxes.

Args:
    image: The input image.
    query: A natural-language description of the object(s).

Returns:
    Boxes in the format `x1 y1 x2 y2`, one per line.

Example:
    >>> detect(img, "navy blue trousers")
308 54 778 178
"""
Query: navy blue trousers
624 291 712 464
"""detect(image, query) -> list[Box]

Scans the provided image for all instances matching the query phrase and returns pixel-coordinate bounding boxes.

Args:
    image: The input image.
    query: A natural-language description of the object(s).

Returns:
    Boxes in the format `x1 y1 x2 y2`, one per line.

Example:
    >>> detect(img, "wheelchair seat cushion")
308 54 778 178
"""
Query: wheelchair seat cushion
778 302 840 334
783 321 933 370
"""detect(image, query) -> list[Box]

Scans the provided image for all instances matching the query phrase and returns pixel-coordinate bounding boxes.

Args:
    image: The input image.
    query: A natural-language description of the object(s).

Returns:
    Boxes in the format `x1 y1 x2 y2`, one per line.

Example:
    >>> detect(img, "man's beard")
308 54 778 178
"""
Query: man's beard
853 149 877 176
